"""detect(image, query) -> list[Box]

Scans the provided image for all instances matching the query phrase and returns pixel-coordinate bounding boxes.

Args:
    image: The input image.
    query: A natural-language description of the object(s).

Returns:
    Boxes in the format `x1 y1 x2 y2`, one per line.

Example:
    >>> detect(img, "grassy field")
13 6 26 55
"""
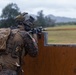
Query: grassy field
47 25 76 44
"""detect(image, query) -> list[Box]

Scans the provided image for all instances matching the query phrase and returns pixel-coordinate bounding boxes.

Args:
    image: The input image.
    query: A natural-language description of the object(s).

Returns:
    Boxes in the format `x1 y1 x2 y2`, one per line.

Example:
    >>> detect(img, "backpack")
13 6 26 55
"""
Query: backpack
0 28 11 51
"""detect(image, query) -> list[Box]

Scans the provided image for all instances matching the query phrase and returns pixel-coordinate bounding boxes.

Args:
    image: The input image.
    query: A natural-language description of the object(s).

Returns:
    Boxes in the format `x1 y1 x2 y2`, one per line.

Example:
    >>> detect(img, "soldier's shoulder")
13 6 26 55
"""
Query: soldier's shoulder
11 29 19 34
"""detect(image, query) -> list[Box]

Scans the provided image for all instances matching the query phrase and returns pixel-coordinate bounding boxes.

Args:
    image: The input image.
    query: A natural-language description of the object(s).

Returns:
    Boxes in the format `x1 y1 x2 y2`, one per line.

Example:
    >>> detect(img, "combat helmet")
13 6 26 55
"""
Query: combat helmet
15 12 35 31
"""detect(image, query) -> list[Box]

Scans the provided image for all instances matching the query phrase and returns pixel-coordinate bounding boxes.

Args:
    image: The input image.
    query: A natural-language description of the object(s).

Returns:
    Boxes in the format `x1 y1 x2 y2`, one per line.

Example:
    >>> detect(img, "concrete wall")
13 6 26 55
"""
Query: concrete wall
22 32 76 75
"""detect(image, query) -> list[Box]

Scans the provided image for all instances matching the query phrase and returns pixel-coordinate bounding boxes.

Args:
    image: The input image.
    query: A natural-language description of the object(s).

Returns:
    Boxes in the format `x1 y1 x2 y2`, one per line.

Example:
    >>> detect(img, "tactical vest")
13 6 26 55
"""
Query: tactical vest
0 28 38 74
0 28 24 71
0 29 23 75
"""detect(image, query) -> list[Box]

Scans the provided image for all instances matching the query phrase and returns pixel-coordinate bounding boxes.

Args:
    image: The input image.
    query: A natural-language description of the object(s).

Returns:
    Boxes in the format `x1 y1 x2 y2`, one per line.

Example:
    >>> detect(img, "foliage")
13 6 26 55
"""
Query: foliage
35 10 46 27
35 10 56 27
0 3 21 28
0 18 16 28
45 16 55 27
56 22 76 26
1 3 20 19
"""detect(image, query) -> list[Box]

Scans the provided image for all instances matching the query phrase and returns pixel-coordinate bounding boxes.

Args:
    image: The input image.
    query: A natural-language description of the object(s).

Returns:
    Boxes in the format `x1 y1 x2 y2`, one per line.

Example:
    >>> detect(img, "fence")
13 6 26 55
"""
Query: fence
22 32 76 75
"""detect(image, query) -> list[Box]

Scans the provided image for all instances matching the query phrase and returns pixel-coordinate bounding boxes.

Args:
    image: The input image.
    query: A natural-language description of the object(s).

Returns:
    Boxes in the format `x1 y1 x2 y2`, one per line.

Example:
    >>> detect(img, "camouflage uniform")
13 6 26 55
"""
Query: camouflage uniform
0 69 17 75
0 28 38 75
0 13 38 75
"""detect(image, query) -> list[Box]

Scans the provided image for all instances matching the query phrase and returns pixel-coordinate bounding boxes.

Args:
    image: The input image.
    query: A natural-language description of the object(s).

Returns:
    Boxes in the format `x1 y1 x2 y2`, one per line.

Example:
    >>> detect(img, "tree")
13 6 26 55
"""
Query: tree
45 16 56 27
1 3 20 19
35 10 56 27
36 10 46 27
0 3 21 27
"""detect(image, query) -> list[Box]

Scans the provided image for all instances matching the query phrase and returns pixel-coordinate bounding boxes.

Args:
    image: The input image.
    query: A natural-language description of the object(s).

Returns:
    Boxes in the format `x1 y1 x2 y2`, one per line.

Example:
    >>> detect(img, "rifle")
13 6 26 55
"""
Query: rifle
29 26 43 39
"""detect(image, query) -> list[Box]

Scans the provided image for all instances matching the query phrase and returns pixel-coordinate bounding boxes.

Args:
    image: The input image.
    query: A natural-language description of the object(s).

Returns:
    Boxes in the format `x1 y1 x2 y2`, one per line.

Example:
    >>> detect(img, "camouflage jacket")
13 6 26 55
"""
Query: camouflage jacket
0 28 38 73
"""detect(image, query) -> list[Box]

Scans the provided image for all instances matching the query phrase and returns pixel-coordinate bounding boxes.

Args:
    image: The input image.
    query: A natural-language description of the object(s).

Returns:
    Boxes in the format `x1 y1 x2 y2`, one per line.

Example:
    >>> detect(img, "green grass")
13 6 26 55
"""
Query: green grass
47 25 76 44
45 25 76 30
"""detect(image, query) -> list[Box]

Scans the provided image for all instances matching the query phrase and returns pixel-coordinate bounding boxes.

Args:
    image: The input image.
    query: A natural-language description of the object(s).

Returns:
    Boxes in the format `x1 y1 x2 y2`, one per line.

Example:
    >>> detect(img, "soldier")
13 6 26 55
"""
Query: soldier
0 12 38 75
15 12 38 43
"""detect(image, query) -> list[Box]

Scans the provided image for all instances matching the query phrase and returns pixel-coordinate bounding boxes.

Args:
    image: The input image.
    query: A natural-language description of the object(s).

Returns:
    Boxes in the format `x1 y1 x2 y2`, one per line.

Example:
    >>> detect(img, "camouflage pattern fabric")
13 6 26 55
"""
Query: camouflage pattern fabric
0 28 11 50
0 69 17 75
0 28 38 75
19 31 38 57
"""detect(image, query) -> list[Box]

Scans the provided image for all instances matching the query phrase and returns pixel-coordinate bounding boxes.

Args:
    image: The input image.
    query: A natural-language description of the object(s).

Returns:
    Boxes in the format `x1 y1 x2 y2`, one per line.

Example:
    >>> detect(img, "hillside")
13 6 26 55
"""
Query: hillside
47 15 76 23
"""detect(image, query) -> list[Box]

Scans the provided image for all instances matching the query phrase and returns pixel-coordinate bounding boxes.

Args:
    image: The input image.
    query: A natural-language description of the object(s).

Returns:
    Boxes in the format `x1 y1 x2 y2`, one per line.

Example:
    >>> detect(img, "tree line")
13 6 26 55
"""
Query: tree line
1 3 76 28
0 3 56 28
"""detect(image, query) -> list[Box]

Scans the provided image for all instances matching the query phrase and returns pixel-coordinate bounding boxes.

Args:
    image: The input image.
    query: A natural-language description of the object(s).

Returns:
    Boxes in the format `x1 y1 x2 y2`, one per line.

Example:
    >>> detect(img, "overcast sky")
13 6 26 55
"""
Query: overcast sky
0 0 76 18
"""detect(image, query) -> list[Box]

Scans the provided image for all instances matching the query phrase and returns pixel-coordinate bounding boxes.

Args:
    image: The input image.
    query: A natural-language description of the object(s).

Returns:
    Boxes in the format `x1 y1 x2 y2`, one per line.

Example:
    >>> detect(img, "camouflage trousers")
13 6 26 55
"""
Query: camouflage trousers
0 69 17 75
